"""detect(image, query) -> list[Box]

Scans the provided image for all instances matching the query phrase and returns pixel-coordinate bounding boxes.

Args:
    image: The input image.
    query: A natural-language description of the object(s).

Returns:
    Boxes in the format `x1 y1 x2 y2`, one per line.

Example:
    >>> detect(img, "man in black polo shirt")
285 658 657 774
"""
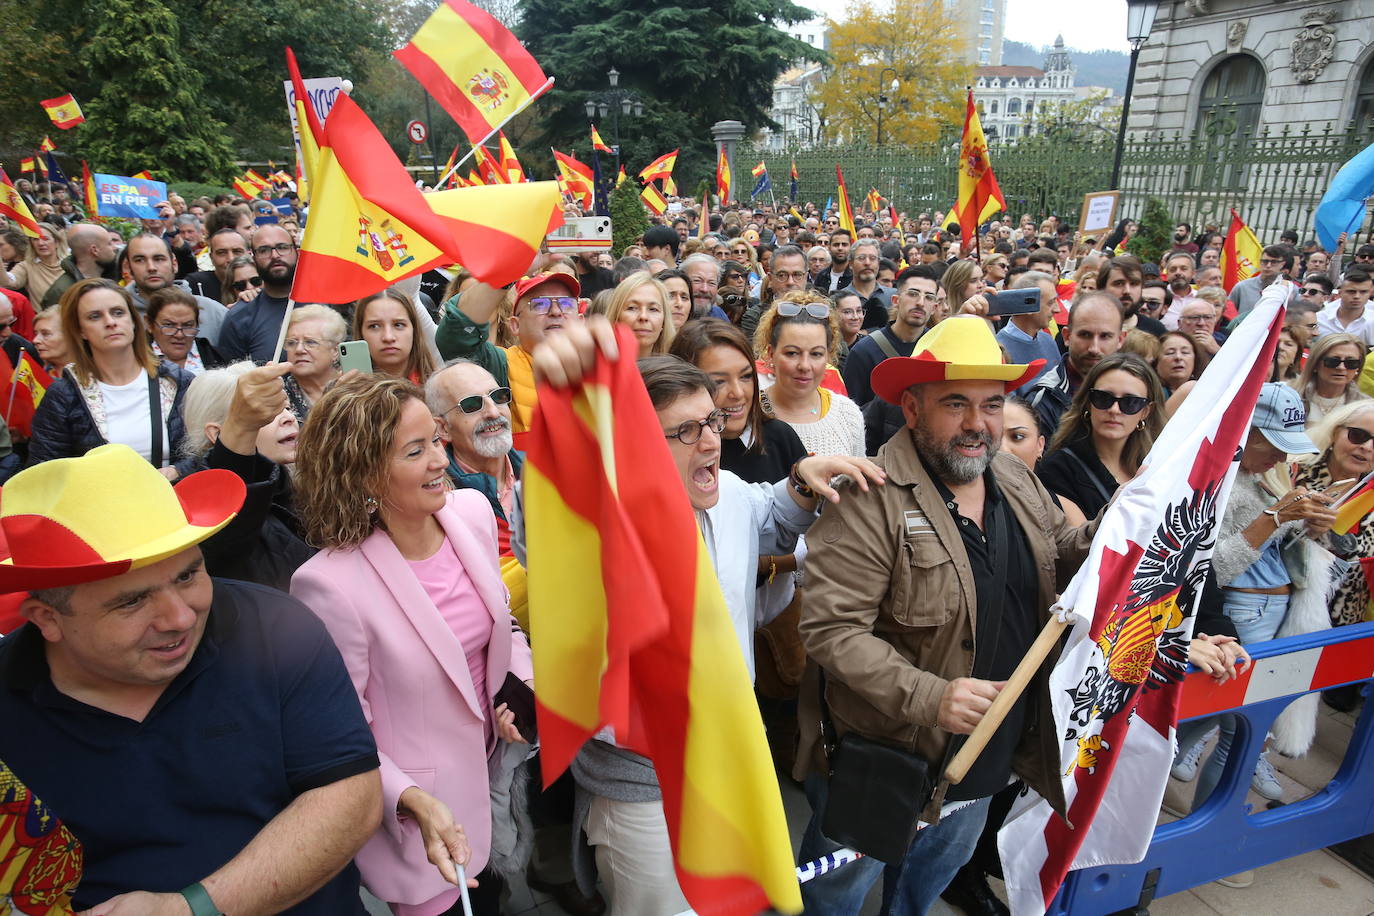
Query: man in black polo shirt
0 443 383 915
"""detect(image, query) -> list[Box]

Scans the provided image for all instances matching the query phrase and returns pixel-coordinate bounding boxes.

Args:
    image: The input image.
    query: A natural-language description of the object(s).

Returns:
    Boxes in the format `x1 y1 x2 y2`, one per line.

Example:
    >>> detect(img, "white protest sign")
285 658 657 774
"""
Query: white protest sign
283 76 345 181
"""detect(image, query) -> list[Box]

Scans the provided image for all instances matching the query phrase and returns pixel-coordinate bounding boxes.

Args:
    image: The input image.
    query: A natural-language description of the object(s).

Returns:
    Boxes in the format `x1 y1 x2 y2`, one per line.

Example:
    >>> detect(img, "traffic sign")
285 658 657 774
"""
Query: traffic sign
406 120 428 144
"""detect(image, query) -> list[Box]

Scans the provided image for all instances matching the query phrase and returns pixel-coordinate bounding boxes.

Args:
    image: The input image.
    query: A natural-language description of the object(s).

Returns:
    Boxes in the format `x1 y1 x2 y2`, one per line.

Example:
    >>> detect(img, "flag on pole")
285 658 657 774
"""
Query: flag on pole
750 162 771 201
835 166 855 236
552 149 594 209
474 144 509 185
245 169 271 190
232 177 260 199
663 176 677 196
1221 208 1262 294
498 132 526 182
616 165 627 187
18 158 35 175
890 204 904 246
954 88 1006 254
998 280 1289 916
1 349 54 438
39 137 56 153
442 145 461 188
525 323 803 916
43 153 68 188
1314 138 1374 252
591 125 612 155
82 161 99 219
1332 475 1374 535
698 188 710 241
40 94 84 129
639 149 678 183
640 182 667 215
789 159 799 202
392 0 554 147
285 47 324 204
0 169 41 238
865 188 882 213
467 168 484 187
715 146 732 204
32 156 46 181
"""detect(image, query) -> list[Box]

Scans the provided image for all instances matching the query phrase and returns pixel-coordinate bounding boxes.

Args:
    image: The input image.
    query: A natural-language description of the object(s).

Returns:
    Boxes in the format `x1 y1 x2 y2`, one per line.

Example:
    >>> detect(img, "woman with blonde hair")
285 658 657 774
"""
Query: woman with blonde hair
354 288 438 384
292 374 533 916
282 303 348 420
31 305 72 376
1 222 68 304
604 270 674 357
940 259 987 315
1290 331 1369 426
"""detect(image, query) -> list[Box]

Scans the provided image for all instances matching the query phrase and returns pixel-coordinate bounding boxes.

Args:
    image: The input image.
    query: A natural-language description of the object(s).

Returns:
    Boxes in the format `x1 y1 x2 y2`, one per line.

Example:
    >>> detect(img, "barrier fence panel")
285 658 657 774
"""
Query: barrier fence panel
1049 621 1374 915
742 117 1374 249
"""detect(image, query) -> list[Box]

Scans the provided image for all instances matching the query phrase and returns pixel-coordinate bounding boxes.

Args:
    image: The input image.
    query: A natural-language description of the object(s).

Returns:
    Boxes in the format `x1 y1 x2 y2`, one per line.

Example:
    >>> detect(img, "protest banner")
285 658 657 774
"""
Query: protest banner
92 174 167 219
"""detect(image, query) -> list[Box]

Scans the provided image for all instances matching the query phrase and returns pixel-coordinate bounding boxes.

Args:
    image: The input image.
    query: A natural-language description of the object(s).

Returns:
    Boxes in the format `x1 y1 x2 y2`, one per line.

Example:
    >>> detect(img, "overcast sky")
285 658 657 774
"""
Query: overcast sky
802 0 1132 53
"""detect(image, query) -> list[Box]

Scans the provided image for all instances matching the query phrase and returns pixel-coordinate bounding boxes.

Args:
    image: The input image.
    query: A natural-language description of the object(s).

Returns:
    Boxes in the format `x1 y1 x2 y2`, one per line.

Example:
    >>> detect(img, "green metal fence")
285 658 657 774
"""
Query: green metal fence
740 118 1374 247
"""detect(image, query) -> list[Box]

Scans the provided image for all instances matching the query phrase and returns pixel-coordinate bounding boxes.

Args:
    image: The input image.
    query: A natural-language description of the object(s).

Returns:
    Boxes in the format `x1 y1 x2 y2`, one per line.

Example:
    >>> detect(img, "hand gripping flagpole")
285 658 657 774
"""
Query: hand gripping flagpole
943 613 1070 785
435 78 554 189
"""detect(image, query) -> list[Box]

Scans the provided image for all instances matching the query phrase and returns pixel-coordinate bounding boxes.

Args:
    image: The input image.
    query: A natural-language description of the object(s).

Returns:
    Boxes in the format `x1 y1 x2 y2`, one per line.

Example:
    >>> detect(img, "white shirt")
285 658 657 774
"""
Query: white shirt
1161 292 1207 331
98 375 169 465
1315 301 1374 346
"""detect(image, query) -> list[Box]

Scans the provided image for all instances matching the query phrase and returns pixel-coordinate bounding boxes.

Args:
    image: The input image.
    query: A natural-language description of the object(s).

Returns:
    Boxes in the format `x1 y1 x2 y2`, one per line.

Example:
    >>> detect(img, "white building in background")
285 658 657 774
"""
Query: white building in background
946 0 1007 66
760 64 827 150
786 17 829 53
974 35 1077 141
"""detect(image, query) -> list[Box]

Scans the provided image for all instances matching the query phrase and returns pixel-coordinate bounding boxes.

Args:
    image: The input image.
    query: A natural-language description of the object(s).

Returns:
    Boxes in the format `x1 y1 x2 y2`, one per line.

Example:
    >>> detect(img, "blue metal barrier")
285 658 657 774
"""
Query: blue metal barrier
1049 621 1374 915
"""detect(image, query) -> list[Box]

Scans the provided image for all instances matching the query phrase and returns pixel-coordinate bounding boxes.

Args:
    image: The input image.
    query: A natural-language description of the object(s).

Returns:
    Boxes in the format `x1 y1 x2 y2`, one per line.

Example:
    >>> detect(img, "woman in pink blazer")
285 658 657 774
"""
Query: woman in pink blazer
291 375 533 916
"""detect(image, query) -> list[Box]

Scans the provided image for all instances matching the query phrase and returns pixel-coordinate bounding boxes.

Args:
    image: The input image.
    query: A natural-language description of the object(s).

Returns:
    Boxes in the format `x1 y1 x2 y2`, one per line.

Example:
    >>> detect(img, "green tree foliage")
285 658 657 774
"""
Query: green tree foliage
80 0 236 181
1126 197 1174 267
517 0 822 189
610 179 648 255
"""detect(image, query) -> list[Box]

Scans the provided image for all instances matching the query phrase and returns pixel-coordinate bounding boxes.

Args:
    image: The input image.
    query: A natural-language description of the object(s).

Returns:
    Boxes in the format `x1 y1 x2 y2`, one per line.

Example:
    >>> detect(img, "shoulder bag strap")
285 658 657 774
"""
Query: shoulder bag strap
1056 446 1113 505
147 372 163 469
872 327 902 360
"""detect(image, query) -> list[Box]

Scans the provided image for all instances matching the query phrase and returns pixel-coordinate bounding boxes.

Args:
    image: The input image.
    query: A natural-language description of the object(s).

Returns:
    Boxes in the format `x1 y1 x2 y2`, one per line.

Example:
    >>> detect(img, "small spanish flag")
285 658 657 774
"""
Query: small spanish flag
39 136 56 153
40 94 84 129
835 165 856 235
866 188 883 212
474 144 509 185
638 149 678 183
498 132 525 183
552 149 593 208
640 182 667 215
663 175 677 196
616 165 626 187
393 0 553 147
2 350 53 437
751 161 767 178
233 177 260 199
0 168 42 238
19 158 34 174
442 144 460 188
715 147 732 204
82 160 99 219
591 125 612 155
132 170 154 180
246 169 271 190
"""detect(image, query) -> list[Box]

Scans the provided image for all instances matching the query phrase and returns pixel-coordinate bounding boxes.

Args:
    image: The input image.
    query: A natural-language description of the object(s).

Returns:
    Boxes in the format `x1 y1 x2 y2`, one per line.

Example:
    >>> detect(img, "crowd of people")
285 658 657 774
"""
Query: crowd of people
1 170 1372 916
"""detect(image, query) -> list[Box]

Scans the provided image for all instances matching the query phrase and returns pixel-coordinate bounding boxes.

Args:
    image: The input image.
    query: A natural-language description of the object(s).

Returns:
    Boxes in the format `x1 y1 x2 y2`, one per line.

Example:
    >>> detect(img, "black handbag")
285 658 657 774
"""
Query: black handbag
818 501 1009 863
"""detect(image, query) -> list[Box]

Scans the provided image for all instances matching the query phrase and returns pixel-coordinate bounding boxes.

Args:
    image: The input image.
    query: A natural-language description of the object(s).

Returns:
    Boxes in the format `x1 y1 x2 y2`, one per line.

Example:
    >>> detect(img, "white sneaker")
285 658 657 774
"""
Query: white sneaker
1252 753 1283 800
1171 738 1206 782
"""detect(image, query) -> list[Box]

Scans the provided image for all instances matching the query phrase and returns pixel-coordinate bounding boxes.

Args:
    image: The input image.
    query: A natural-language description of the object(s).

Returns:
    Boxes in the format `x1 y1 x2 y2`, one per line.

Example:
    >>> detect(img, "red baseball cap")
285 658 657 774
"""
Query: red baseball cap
514 272 580 302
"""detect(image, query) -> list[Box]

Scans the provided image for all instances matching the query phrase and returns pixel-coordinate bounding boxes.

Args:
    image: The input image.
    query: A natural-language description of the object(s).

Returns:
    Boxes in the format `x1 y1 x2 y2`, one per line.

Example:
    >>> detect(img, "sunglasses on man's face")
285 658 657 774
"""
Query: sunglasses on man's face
447 386 513 416
1087 388 1149 415
1321 356 1362 371
1344 426 1374 447
231 276 265 293
1301 287 1327 296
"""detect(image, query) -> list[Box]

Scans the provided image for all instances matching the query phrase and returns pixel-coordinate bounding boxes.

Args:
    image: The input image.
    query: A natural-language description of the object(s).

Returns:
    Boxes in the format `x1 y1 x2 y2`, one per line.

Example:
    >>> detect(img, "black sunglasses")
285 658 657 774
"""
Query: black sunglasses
1301 287 1327 296
231 276 265 293
1345 426 1374 446
1087 388 1149 415
446 387 512 415
1321 356 1362 371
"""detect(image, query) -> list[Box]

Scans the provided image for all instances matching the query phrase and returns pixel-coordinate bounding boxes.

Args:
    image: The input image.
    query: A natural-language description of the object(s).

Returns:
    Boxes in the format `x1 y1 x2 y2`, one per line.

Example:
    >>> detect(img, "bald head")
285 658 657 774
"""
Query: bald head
67 222 117 271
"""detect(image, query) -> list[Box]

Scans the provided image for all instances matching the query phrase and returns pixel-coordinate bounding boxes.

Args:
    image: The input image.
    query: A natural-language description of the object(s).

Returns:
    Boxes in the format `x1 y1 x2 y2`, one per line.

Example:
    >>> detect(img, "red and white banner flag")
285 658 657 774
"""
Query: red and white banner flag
998 280 1291 915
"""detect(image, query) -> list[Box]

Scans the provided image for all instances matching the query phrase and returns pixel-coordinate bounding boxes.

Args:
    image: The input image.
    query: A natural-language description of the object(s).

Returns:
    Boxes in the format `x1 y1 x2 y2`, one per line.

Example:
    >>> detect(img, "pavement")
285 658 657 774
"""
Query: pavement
363 694 1373 915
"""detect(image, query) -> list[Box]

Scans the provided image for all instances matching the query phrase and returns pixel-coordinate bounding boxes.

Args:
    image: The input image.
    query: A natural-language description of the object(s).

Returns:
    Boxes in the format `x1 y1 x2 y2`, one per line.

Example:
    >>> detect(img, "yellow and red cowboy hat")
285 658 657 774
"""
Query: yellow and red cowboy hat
0 444 244 591
871 315 1045 405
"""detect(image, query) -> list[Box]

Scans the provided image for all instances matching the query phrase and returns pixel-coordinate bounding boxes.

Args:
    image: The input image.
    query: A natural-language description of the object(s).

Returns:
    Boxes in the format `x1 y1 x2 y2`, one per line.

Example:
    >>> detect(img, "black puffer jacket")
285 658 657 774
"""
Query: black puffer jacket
28 361 197 477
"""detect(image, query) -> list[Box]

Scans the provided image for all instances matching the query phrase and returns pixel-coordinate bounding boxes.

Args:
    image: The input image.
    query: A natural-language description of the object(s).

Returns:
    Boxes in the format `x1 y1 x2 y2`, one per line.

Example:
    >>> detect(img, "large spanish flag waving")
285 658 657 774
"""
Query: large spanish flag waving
393 0 554 147
40 93 84 129
0 169 41 239
1221 208 1262 293
715 146 732 205
525 324 802 916
954 88 1005 254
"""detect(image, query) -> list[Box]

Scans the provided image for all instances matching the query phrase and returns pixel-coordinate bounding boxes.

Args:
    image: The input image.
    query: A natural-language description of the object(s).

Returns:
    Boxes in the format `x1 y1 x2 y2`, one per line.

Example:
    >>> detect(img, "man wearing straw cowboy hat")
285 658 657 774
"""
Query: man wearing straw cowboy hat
0 444 384 915
794 316 1098 915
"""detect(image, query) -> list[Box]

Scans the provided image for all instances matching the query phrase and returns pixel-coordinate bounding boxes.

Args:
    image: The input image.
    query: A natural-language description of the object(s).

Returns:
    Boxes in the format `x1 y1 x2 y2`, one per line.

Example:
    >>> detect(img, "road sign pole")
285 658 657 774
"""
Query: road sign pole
422 93 441 186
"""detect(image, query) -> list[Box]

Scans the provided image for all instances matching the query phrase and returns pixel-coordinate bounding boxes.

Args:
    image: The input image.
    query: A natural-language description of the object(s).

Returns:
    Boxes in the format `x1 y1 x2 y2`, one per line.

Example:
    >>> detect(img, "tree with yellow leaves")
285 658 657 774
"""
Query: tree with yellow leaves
811 0 972 146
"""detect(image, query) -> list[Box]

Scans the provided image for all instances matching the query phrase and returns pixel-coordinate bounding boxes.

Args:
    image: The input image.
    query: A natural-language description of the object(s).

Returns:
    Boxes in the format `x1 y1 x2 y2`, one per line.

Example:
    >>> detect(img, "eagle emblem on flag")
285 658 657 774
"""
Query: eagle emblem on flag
467 68 510 112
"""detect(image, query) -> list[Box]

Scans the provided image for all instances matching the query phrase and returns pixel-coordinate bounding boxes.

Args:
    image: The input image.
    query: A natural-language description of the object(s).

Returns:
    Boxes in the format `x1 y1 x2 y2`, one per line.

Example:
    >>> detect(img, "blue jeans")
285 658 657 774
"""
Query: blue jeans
799 774 991 915
1174 590 1289 808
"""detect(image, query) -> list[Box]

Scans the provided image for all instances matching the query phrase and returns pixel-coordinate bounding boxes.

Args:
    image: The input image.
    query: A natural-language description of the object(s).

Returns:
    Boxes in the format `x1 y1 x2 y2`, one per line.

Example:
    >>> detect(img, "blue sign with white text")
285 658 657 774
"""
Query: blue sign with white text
93 174 167 219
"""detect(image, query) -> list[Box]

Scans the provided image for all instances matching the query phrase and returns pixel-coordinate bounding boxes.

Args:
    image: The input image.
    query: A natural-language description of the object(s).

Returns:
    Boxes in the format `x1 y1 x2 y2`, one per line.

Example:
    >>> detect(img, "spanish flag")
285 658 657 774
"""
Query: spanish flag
1 350 53 437
639 149 678 183
498 132 525 183
246 169 271 190
835 165 856 236
616 164 626 187
132 170 154 180
39 137 56 153
954 88 1005 254
40 94 84 129
525 324 803 916
474 144 509 185
715 146 731 204
82 161 98 219
466 168 484 187
789 159 799 202
18 159 34 175
552 149 593 208
865 188 882 213
393 0 554 147
641 182 667 215
286 48 323 204
591 125 612 155
0 758 83 915
291 83 560 303
663 175 677 196
442 144 461 188
1221 208 1263 292
0 169 41 238
233 177 260 199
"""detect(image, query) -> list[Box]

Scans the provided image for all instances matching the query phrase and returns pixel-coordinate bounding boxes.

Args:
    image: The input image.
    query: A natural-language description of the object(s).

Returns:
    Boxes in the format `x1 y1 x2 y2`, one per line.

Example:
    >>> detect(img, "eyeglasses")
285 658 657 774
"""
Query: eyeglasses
253 243 295 258
284 336 327 351
664 409 726 444
1301 287 1327 296
156 321 199 337
520 296 582 316
1344 426 1374 446
1321 356 1362 370
776 302 831 320
231 276 265 293
1178 314 1212 325
1087 389 1149 415
1259 257 1284 266
0 319 17 330
772 270 807 282
445 386 513 416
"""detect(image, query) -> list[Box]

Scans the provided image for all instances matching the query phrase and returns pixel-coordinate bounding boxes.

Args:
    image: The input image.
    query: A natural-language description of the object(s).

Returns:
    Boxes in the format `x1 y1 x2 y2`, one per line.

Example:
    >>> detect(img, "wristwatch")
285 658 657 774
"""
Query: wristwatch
180 883 224 916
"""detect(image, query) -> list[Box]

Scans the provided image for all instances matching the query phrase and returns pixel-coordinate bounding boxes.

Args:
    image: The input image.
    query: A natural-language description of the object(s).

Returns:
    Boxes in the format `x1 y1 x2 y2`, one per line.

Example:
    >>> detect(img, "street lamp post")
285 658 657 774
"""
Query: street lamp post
1110 0 1160 190
584 67 643 171
876 67 899 145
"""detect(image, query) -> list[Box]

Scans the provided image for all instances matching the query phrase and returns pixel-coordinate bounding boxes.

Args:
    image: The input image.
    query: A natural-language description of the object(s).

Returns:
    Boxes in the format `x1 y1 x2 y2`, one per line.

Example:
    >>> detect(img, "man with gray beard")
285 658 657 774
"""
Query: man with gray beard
426 359 522 559
793 316 1096 914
